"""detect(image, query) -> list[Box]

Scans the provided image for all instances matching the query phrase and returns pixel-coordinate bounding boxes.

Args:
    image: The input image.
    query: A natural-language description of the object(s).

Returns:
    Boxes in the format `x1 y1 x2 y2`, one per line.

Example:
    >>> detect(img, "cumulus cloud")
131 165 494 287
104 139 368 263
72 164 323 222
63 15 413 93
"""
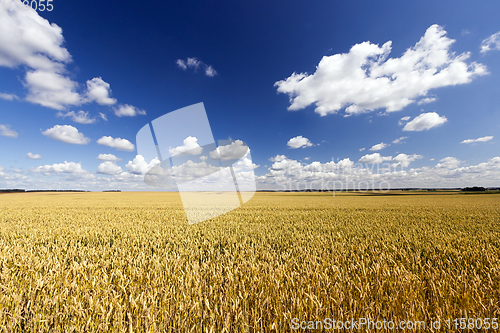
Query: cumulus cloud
97 136 135 151
30 161 92 177
370 142 389 151
176 57 218 77
392 136 408 144
56 110 96 124
436 157 461 169
0 5 83 109
97 154 122 162
275 25 487 116
113 104 146 117
359 153 393 164
97 161 123 175
392 153 422 167
287 136 313 149
0 92 19 100
256 155 500 190
403 112 447 131
85 77 117 105
461 136 493 144
24 70 82 110
27 152 42 160
0 6 130 111
126 155 160 175
209 140 249 161
42 125 90 144
270 155 287 162
0 124 19 138
481 32 500 53
169 136 203 156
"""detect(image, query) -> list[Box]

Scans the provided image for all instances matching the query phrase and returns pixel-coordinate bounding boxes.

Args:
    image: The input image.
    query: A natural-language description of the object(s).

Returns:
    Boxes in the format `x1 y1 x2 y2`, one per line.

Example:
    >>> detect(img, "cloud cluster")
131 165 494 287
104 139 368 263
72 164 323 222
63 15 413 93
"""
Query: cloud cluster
30 161 93 177
176 58 217 77
275 25 487 116
97 136 135 152
256 155 500 190
42 125 90 144
287 136 313 149
0 5 145 115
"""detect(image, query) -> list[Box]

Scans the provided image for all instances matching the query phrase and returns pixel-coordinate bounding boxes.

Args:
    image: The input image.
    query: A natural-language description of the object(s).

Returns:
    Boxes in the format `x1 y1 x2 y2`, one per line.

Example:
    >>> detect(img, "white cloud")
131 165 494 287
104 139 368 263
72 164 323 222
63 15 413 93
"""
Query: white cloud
403 112 447 131
392 153 422 167
0 92 19 100
205 66 217 77
359 153 393 164
97 154 122 162
256 155 500 190
126 155 160 175
97 161 123 175
481 32 500 53
176 59 187 70
436 157 461 169
56 110 96 124
99 112 108 121
24 70 82 110
0 5 87 110
270 155 287 162
97 136 135 151
287 136 313 149
176 57 217 77
209 140 249 160
275 25 487 116
0 124 18 138
169 136 203 156
370 142 389 151
359 148 365 152
113 104 146 117
461 136 493 144
392 136 408 144
31 161 91 176
417 97 436 105
85 77 117 105
42 125 90 145
27 152 42 160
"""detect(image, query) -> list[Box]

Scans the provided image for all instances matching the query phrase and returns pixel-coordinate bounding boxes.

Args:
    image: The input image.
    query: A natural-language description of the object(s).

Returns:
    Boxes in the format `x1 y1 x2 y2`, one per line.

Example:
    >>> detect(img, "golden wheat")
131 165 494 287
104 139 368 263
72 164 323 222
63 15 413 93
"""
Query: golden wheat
0 191 499 332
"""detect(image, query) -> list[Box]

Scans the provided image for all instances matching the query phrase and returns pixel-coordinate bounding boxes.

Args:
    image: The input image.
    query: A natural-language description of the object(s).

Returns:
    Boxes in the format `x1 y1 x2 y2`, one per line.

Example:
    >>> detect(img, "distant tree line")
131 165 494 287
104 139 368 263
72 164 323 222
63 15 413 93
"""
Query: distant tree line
461 186 487 192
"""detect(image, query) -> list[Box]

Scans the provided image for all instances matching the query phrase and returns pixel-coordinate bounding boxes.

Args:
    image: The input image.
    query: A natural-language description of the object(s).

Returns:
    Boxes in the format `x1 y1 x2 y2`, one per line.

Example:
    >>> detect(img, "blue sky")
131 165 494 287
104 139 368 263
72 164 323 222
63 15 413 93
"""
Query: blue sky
1 0 500 190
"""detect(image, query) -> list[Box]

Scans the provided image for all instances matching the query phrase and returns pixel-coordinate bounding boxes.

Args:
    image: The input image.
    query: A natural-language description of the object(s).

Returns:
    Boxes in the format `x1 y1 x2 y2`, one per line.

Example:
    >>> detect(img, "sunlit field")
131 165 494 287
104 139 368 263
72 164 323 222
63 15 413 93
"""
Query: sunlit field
0 191 499 332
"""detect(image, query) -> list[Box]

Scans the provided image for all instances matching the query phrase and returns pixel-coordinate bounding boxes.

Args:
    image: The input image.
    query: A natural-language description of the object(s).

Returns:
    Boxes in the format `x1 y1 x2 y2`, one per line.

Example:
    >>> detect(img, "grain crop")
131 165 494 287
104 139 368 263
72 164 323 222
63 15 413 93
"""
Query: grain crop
0 191 499 332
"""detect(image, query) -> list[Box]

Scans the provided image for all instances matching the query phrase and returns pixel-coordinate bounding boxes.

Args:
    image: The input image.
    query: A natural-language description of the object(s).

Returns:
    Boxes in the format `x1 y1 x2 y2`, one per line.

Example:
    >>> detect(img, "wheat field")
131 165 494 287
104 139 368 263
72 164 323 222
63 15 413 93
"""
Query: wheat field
0 191 499 332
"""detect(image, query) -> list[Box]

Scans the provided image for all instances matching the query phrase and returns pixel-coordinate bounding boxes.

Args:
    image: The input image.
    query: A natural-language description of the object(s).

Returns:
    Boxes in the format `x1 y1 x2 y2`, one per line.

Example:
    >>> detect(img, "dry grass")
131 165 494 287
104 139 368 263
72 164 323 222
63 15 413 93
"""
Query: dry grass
0 191 499 332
